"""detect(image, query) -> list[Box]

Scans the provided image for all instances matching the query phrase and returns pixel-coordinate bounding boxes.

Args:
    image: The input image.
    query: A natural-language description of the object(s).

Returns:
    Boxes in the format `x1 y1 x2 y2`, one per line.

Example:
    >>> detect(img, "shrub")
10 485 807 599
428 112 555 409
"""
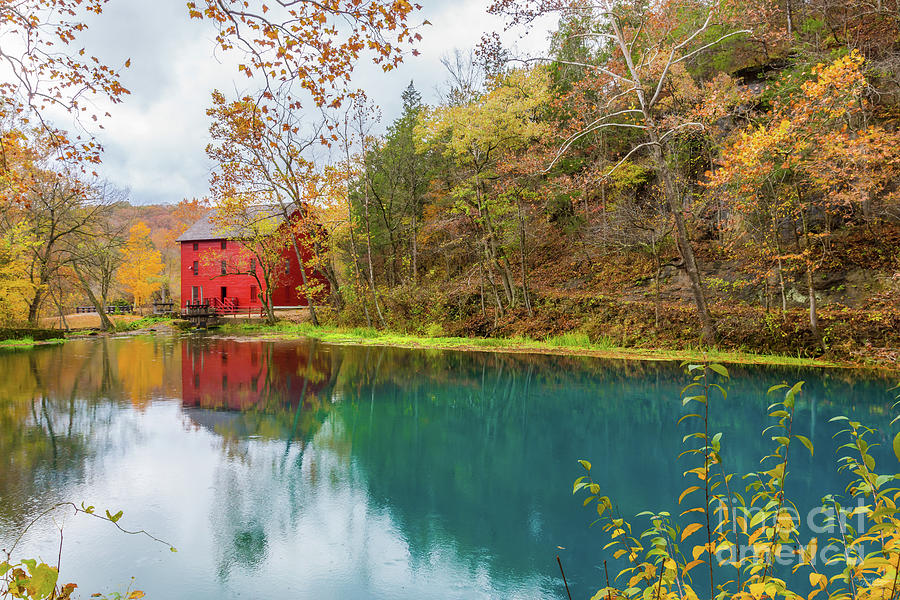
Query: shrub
574 363 900 600
423 322 443 338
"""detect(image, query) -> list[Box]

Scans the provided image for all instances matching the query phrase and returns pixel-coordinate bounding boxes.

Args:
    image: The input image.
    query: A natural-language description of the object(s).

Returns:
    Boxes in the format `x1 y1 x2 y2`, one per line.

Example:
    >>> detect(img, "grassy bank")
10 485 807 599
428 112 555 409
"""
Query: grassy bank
113 315 176 332
0 336 66 349
218 321 863 370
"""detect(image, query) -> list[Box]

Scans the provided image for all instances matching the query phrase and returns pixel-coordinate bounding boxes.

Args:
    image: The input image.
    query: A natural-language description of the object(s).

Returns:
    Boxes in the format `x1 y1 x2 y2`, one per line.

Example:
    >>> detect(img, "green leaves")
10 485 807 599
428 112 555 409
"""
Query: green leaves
708 363 729 378
568 360 900 600
27 562 59 599
4 560 60 599
1 502 173 600
105 509 123 523
573 476 588 495
795 434 814 456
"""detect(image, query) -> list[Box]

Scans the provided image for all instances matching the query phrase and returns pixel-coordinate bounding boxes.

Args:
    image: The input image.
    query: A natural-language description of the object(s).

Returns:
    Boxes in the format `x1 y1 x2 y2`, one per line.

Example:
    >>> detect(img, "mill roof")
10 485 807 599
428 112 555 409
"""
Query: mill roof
175 207 286 242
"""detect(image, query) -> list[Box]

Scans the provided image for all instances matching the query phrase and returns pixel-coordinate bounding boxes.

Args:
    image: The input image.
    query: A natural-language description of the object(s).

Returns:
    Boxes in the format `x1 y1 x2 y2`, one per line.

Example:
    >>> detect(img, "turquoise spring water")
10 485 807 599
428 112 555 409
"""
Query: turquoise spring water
0 335 896 599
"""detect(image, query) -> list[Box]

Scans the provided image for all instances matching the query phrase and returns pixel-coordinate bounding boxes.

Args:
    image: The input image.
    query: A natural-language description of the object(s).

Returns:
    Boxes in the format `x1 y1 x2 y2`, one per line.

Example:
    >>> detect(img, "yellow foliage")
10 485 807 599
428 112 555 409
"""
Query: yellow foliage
0 222 39 326
417 66 552 159
116 221 164 309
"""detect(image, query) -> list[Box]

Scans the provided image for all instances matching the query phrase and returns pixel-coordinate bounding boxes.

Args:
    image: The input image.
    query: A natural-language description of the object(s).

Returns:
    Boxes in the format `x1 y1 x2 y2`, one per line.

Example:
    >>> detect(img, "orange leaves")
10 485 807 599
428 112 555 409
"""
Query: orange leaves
801 50 866 110
0 0 128 169
709 51 890 214
189 0 423 110
681 522 703 541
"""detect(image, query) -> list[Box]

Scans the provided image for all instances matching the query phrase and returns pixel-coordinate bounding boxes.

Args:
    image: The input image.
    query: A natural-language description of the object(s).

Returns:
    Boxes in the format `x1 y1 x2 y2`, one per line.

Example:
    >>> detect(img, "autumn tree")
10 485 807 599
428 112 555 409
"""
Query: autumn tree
186 0 424 110
418 66 552 318
0 222 38 325
65 184 129 330
0 169 112 324
206 90 344 324
0 0 130 327
0 0 129 180
117 221 164 313
709 51 900 345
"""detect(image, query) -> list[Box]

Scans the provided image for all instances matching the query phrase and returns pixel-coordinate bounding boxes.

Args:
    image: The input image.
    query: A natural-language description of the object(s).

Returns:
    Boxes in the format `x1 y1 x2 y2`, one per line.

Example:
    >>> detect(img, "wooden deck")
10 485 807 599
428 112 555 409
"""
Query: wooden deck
182 303 220 328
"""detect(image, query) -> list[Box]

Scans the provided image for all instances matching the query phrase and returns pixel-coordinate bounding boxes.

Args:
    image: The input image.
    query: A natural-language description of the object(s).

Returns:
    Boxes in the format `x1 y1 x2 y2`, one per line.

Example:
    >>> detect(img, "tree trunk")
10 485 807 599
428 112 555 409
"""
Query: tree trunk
75 268 114 331
771 214 788 320
652 239 662 329
27 287 44 325
309 238 343 309
474 173 515 308
50 288 70 332
777 258 787 318
263 281 277 325
608 14 716 342
363 178 387 327
479 263 487 317
786 0 793 35
348 222 372 328
649 140 716 343
292 247 317 325
517 200 532 317
411 210 418 284
797 188 823 349
275 201 319 326
482 241 505 318
805 263 820 344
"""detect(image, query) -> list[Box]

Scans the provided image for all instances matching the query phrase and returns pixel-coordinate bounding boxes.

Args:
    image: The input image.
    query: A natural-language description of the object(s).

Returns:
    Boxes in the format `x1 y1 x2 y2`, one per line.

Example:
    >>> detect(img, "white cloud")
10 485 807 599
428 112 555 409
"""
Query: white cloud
70 0 557 205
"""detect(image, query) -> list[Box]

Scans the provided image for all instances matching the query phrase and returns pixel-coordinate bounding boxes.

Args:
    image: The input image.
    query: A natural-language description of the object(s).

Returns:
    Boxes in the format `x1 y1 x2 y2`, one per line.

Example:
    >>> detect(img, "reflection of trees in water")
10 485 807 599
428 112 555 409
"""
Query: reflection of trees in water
177 337 351 582
0 337 179 532
209 455 277 581
322 346 897 596
178 337 346 582
206 417 353 583
116 337 174 409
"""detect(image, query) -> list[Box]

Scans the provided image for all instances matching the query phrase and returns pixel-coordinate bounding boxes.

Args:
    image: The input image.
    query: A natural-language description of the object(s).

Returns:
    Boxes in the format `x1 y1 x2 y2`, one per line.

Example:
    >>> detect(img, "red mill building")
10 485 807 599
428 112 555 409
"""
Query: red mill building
176 208 325 312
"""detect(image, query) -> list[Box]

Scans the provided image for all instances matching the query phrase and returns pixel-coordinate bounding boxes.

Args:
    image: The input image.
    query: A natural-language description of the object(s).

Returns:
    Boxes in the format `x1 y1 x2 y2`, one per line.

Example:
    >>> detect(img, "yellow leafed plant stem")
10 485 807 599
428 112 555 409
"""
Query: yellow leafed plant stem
574 362 900 600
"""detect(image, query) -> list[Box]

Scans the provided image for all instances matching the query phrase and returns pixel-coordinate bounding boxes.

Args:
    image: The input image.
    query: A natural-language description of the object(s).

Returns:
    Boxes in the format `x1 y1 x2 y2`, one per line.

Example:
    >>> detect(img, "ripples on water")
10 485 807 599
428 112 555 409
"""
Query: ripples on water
0 335 895 599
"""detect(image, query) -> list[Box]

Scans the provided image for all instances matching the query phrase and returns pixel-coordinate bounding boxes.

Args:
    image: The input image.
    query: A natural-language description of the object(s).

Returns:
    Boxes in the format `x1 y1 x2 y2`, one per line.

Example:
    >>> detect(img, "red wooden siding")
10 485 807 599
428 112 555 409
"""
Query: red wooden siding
179 237 327 309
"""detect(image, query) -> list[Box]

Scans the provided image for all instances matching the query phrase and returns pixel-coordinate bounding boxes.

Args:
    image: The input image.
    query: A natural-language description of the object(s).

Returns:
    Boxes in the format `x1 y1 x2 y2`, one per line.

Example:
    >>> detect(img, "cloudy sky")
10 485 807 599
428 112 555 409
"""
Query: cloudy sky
72 0 557 206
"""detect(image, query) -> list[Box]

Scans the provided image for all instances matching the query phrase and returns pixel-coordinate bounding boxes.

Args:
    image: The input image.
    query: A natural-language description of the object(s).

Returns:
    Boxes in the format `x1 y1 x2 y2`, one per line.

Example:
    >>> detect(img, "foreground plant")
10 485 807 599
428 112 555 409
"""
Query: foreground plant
1 502 173 600
574 363 900 599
